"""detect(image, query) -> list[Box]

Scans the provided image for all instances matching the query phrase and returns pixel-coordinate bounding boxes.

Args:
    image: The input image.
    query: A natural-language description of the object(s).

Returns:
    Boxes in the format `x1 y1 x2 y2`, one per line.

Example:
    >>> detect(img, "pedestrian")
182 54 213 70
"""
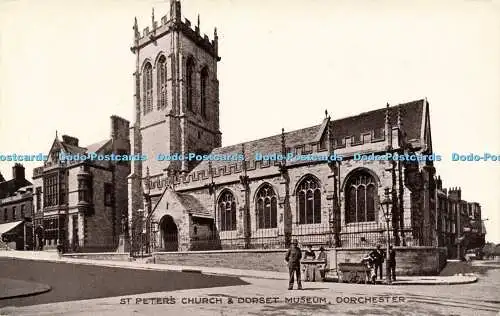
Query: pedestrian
388 245 396 281
317 246 328 280
285 239 302 290
304 245 316 259
369 245 385 280
56 242 64 258
361 252 377 284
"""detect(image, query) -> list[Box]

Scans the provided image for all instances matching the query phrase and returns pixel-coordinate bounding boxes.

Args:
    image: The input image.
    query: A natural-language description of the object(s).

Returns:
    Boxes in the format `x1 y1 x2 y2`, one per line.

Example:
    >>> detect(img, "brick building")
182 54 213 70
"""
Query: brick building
0 164 33 250
32 116 130 252
127 1 445 256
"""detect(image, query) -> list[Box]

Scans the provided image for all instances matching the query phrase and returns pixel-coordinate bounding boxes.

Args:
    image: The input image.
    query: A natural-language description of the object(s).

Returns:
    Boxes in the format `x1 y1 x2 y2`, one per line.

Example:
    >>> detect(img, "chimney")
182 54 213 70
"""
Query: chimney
12 163 25 181
62 135 79 147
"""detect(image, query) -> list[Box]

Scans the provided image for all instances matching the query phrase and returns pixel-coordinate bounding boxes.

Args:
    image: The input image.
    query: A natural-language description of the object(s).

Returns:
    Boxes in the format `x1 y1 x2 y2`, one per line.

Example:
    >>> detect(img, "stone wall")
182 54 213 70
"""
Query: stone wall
60 245 447 276
330 246 448 276
84 167 116 249
153 249 288 272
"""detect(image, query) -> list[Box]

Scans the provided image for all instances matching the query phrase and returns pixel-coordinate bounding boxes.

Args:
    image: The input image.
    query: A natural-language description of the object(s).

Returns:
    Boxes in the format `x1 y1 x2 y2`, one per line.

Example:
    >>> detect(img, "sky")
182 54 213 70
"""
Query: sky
0 0 499 242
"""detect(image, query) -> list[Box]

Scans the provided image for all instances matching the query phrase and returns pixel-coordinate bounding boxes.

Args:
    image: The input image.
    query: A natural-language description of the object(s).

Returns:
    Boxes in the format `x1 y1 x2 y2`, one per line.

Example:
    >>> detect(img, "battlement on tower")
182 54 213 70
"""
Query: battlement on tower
131 0 219 60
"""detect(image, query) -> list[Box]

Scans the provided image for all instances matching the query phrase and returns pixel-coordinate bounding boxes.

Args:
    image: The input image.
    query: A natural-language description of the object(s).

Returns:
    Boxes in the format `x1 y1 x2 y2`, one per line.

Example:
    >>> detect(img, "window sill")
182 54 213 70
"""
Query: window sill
293 222 324 226
255 227 278 231
344 221 378 226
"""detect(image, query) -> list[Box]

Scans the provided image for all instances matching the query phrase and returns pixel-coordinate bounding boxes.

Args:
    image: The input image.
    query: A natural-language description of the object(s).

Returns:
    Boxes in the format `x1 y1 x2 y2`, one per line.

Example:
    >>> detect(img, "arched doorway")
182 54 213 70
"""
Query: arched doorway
160 215 178 251
35 226 44 251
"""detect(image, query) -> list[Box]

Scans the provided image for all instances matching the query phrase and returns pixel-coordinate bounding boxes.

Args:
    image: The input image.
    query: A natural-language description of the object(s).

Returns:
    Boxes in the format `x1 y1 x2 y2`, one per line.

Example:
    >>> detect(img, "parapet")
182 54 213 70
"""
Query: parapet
132 4 219 60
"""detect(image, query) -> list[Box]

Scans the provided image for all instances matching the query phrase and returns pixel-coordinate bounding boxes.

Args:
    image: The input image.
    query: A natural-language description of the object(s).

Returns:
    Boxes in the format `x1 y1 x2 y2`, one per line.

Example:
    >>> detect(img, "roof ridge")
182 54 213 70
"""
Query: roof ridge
332 99 424 122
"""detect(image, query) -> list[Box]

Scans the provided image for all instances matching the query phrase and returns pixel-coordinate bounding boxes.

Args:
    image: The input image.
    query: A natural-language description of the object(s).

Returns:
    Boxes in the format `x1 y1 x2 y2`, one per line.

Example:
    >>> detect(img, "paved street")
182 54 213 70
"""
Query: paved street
0 258 247 308
0 258 499 315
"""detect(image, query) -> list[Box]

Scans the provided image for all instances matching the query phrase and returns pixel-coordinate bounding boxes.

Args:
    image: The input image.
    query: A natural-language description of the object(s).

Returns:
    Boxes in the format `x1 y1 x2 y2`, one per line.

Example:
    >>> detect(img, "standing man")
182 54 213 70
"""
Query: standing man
285 239 302 290
317 246 328 281
370 245 386 280
388 245 396 281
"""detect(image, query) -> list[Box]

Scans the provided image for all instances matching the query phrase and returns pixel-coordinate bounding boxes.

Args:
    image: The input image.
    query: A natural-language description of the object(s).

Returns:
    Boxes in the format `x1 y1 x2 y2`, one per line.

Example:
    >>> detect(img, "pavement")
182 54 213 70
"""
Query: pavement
0 250 478 286
0 251 497 316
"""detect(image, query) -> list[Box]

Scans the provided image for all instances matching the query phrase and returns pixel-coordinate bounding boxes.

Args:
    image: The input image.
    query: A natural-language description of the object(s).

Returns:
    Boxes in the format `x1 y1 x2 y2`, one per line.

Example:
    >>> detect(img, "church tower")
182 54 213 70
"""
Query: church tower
126 0 221 244
130 0 221 179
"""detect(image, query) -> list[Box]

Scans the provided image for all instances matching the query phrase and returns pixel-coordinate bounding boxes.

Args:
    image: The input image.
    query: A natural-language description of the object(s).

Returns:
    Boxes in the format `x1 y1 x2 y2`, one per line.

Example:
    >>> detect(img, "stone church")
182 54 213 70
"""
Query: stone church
128 0 439 256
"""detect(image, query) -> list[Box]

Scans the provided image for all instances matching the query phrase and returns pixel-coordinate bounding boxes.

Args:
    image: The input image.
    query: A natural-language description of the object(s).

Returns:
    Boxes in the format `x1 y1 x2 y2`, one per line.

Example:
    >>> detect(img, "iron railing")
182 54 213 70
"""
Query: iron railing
150 222 438 252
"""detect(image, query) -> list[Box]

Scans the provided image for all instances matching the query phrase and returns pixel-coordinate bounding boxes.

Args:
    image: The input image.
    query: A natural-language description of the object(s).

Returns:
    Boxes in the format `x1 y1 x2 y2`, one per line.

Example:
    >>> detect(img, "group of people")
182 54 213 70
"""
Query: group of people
362 245 397 284
285 240 397 289
284 240 328 290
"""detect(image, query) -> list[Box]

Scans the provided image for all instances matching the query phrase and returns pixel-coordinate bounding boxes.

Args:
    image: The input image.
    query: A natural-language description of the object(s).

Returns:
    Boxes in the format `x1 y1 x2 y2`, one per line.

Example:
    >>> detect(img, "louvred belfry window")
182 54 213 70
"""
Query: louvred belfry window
157 55 167 110
200 66 208 118
186 57 194 111
143 62 153 114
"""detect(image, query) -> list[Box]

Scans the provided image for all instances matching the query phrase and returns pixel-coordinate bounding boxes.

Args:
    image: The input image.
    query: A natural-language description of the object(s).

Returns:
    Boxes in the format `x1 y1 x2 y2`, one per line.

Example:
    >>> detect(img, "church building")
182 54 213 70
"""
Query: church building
127 0 440 256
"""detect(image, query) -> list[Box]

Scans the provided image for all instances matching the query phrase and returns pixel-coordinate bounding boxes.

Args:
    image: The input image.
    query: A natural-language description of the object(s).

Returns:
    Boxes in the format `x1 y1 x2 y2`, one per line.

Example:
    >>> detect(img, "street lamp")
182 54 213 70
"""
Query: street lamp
380 187 392 285
136 208 145 257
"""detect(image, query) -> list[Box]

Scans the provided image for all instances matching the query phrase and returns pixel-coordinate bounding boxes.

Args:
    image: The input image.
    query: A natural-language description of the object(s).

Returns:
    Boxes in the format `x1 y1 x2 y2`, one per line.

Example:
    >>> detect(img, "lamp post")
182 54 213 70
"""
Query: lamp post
136 208 145 257
380 187 393 285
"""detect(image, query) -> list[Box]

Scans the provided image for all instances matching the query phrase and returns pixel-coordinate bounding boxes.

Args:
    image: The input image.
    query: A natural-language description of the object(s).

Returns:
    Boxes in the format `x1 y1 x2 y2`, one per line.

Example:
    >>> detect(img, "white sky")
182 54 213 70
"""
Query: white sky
1 0 499 242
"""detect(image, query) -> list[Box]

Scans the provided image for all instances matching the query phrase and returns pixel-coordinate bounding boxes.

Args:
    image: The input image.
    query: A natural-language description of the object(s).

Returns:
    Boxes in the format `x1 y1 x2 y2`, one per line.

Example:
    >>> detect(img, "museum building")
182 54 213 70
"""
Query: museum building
31 116 131 252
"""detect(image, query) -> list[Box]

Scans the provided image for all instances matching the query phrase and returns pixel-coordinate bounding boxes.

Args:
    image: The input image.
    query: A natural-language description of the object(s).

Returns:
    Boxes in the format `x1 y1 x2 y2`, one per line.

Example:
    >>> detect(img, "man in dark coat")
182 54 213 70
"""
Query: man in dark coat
285 239 302 290
369 245 386 280
388 245 396 281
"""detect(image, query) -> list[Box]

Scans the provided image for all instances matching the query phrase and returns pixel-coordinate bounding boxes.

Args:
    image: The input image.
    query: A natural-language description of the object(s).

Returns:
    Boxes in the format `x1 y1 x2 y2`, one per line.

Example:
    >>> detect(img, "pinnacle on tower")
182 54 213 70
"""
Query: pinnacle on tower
385 103 390 125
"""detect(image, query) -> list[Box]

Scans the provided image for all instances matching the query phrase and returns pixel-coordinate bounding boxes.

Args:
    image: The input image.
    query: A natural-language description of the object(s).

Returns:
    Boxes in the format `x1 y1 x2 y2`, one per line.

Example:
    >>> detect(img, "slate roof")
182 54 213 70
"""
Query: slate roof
331 99 424 144
86 139 111 153
49 137 110 158
176 193 212 218
0 178 32 199
188 99 426 176
59 142 87 155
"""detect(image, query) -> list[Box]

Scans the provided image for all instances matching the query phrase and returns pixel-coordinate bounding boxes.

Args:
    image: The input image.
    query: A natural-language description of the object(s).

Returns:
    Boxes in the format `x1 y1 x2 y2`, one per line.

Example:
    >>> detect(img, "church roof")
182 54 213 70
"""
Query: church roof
331 99 424 144
176 193 212 218
188 99 426 176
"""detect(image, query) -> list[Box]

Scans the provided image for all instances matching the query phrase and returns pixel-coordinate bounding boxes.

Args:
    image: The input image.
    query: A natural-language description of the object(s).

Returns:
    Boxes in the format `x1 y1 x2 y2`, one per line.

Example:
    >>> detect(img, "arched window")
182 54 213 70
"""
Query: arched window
218 190 236 231
296 176 322 224
345 171 376 223
142 62 153 114
256 184 277 229
200 66 208 118
157 55 167 110
186 57 194 112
